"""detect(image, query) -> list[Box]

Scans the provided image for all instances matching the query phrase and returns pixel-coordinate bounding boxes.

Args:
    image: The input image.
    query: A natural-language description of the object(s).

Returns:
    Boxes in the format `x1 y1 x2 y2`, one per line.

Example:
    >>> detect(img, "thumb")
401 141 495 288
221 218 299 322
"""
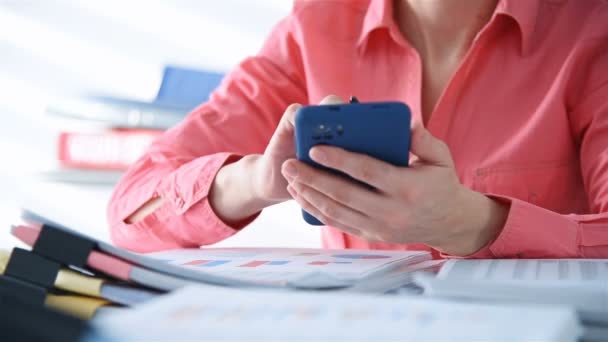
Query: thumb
265 103 301 157
276 94 344 133
319 94 345 105
280 103 301 133
410 122 454 167
267 95 344 154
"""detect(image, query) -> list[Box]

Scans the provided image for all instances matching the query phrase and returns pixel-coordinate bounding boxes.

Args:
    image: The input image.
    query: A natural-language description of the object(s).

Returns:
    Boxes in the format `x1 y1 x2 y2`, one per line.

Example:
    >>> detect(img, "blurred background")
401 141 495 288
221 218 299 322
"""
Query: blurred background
0 0 320 249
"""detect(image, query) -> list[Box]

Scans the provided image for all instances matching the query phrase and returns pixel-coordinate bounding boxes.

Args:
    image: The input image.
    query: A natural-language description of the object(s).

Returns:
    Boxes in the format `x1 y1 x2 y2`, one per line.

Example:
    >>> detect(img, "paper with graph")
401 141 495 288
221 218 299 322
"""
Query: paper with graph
146 248 430 288
438 259 608 284
18 210 431 289
94 285 581 341
414 259 608 318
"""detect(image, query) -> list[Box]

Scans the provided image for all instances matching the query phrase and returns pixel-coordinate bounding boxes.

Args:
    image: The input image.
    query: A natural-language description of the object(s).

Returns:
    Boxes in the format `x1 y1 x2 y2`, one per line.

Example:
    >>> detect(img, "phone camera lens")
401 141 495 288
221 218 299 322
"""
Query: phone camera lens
316 124 331 133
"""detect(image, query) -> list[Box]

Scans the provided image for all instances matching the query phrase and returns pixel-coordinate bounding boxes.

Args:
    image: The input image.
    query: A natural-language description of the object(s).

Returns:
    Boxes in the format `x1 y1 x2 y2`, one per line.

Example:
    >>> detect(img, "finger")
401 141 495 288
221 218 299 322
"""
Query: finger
279 103 301 135
290 181 373 227
283 95 342 134
266 103 301 154
409 122 454 167
270 96 341 147
319 94 345 105
287 184 364 237
281 159 387 214
307 145 402 190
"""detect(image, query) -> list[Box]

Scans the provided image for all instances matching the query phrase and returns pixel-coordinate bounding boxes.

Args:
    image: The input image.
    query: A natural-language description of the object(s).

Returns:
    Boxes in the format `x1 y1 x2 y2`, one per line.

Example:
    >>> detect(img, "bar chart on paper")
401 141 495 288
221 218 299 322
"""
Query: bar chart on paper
146 248 430 286
96 285 582 341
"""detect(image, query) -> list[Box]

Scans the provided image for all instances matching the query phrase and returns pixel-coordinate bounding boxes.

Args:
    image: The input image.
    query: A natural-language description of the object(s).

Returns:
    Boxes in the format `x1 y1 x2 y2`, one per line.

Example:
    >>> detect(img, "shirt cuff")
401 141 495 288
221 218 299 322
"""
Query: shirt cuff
156 152 257 245
441 194 580 259
484 195 579 258
157 153 234 214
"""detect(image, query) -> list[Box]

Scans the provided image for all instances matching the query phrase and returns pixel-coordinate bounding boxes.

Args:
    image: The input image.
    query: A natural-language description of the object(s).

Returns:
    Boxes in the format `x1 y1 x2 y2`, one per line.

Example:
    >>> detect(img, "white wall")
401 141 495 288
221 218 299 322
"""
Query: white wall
0 0 320 250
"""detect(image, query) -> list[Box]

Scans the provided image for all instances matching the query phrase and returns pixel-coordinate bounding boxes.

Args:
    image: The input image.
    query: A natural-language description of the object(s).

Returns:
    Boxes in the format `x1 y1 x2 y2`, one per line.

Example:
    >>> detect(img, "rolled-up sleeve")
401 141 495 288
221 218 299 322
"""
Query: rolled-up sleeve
107 13 308 252
467 196 608 259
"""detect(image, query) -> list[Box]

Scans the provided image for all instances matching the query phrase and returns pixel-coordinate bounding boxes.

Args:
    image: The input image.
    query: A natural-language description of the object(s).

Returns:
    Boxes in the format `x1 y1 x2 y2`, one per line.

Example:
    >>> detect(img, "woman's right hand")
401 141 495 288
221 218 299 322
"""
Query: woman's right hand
253 95 344 203
250 102 301 203
209 95 343 224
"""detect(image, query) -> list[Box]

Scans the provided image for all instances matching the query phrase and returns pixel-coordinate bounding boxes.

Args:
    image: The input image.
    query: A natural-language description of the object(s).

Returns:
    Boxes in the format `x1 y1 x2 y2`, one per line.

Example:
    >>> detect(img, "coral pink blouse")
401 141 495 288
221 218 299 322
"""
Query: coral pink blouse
108 0 608 258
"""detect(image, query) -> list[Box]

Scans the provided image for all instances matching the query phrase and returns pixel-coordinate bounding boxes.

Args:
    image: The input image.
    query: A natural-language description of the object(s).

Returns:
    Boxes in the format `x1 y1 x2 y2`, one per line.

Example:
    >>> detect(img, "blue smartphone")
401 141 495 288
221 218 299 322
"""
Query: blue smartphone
294 101 411 225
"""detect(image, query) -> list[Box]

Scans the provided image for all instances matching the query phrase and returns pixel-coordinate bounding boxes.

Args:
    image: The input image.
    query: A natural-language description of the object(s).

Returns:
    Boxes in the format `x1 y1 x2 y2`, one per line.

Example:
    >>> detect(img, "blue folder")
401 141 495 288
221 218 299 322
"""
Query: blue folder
48 65 225 129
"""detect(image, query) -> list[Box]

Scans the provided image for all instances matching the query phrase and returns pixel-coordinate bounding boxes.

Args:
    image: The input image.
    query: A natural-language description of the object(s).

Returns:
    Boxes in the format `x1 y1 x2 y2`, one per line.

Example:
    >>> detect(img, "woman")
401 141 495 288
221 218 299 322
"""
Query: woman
108 0 608 258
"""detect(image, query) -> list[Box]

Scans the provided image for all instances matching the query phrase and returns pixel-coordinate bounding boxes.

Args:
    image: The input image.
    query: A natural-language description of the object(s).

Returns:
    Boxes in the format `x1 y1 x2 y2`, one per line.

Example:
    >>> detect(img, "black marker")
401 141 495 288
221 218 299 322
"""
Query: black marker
349 96 359 103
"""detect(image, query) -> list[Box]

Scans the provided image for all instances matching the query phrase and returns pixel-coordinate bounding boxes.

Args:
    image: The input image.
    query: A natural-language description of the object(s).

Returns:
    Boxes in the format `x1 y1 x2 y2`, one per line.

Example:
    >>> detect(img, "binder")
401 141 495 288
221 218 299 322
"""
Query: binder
43 294 112 320
0 291 89 342
5 248 62 288
16 210 432 290
0 249 159 306
31 223 96 268
12 224 194 291
16 210 272 287
0 274 109 320
0 274 46 305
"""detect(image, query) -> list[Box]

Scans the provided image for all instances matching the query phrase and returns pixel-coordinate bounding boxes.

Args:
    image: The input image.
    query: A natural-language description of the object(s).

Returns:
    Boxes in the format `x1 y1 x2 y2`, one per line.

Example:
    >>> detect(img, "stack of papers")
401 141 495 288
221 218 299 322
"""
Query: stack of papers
415 259 608 314
13 210 432 291
92 285 582 341
4 209 600 341
414 259 608 341
0 249 157 307
147 247 431 289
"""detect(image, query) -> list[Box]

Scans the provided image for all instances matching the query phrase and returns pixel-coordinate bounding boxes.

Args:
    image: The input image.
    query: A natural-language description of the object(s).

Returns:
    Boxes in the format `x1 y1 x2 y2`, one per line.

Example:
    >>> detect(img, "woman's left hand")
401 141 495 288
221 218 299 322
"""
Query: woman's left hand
281 122 509 256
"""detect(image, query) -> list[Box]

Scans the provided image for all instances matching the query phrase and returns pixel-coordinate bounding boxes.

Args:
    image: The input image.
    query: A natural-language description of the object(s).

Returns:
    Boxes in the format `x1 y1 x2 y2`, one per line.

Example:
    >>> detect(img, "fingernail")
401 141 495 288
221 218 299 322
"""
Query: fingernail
310 148 326 163
283 163 297 178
